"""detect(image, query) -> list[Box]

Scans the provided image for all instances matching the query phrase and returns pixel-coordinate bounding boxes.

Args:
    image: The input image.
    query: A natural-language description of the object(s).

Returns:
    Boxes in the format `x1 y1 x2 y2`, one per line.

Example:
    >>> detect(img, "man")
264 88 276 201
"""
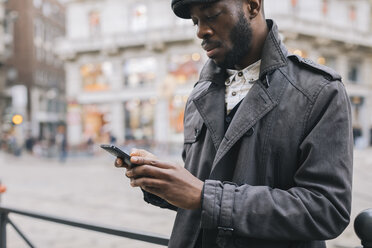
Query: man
115 0 353 247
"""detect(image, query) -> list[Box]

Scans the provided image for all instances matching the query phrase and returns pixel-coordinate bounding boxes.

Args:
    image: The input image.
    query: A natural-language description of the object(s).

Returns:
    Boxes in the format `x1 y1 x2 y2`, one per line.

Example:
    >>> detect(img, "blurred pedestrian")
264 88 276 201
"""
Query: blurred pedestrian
109 132 117 145
0 180 6 203
25 134 35 154
8 134 21 156
56 125 67 163
86 137 95 156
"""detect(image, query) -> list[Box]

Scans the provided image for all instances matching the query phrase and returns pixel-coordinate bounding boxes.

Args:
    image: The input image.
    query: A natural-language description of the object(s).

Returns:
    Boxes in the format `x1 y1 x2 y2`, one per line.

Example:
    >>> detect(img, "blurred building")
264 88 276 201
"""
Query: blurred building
0 1 16 133
0 0 7 129
266 0 372 147
58 0 372 147
4 0 66 142
57 0 203 147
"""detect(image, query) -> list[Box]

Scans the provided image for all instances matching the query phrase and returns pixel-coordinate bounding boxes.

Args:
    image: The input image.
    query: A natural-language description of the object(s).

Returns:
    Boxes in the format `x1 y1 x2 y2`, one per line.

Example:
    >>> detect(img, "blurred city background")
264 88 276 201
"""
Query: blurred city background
0 0 372 247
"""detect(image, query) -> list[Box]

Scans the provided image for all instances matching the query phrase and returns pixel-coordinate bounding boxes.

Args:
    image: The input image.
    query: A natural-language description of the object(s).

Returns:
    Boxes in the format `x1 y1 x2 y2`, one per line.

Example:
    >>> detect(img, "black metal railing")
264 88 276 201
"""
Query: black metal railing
1 205 372 248
0 205 169 248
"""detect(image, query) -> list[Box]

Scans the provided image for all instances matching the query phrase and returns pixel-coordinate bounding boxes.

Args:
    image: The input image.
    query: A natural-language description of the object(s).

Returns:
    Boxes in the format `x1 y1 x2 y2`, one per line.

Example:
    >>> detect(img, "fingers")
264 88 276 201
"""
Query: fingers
126 164 162 178
115 158 123 167
130 176 165 189
114 158 130 168
130 148 157 159
130 156 173 169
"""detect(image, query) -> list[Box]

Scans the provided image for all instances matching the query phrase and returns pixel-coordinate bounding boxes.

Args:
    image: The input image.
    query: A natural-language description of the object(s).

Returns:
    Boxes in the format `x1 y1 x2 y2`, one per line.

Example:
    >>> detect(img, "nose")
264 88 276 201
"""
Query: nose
196 21 213 39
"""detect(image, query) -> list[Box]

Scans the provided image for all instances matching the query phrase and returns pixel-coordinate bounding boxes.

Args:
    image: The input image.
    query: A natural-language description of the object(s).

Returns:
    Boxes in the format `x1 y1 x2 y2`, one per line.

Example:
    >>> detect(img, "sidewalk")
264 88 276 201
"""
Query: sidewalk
0 151 176 248
0 148 371 247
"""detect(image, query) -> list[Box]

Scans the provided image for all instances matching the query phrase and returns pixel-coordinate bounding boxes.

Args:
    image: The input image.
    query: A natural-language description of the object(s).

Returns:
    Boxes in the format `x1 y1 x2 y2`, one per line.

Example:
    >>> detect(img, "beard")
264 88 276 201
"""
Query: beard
217 11 253 69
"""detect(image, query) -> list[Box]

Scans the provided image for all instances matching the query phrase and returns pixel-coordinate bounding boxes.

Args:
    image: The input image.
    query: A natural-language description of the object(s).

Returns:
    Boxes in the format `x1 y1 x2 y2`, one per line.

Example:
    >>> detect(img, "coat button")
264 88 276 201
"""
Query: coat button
245 127 254 137
238 72 243 77
194 128 199 138
225 116 232 123
232 91 237 96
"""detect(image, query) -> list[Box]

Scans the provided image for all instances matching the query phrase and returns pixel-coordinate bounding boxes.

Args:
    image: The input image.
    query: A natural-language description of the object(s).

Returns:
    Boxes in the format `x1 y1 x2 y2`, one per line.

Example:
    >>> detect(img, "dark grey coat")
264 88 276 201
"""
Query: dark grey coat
145 20 353 248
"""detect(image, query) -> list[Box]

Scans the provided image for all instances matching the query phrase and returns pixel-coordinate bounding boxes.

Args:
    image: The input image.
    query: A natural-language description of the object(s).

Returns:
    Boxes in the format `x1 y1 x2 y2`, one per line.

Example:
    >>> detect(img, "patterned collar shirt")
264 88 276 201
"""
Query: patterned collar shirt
225 60 261 114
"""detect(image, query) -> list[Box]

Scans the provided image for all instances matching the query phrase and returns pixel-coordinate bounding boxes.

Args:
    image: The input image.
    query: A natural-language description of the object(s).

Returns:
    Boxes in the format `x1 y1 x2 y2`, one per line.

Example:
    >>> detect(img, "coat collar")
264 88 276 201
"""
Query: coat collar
259 19 288 79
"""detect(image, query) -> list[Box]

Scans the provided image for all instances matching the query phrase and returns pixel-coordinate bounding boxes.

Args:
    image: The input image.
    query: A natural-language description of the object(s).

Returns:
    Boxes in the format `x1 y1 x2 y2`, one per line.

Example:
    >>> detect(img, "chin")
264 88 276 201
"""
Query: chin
214 59 232 69
211 57 225 67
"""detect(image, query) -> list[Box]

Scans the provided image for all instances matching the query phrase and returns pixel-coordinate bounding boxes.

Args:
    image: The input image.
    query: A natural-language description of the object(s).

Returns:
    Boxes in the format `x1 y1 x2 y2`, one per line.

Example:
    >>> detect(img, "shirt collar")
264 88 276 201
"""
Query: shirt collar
225 60 261 85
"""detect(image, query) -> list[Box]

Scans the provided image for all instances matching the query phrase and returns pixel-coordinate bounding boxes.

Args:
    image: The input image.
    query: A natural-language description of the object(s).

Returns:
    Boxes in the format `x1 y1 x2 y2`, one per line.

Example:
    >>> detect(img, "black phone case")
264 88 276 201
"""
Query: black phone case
100 144 134 166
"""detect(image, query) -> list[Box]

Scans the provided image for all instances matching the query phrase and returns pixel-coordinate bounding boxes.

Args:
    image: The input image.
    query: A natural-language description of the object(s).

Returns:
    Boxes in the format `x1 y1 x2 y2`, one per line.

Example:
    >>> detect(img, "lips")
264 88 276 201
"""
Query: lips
202 43 220 58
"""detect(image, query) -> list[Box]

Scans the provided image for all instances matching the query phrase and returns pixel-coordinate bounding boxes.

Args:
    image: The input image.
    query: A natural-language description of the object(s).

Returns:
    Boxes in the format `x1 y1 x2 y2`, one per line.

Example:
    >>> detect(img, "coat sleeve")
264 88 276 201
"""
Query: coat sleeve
200 80 353 240
142 189 178 211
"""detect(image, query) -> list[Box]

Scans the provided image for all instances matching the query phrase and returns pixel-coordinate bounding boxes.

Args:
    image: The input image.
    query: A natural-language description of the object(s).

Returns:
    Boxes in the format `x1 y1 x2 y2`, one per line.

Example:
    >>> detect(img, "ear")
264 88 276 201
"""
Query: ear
245 0 262 19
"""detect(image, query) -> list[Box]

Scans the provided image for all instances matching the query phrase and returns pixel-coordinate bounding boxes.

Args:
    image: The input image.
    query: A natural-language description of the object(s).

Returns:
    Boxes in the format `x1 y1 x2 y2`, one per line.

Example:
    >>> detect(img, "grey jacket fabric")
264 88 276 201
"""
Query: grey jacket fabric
144 20 353 248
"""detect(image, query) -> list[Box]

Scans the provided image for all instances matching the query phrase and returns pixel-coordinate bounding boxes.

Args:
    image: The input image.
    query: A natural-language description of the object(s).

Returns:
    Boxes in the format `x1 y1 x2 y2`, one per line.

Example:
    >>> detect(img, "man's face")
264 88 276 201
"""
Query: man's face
190 0 253 69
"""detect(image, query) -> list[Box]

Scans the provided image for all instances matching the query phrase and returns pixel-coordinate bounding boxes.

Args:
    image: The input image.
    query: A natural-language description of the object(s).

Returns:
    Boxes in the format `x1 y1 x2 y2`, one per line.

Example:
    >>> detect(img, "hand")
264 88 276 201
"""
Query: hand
114 149 157 168
126 152 204 210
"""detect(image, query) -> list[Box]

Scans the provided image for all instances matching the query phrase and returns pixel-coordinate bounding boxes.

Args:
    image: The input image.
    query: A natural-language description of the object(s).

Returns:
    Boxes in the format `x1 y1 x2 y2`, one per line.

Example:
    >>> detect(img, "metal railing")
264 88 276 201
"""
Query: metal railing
0 205 169 248
1 205 372 248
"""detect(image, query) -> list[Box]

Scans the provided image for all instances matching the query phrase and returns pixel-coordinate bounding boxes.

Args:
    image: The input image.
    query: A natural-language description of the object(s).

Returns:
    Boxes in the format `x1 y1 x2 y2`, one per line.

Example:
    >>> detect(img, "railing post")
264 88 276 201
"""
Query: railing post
354 208 372 248
0 210 7 248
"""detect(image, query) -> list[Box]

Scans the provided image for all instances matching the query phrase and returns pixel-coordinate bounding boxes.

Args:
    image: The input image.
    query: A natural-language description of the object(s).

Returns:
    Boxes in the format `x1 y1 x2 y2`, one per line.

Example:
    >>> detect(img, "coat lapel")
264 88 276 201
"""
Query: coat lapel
192 60 227 151
193 83 225 151
210 81 277 172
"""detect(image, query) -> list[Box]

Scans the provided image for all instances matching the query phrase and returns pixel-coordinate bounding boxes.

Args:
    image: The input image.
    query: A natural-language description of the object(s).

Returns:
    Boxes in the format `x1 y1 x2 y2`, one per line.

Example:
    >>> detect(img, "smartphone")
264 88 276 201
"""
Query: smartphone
100 144 135 167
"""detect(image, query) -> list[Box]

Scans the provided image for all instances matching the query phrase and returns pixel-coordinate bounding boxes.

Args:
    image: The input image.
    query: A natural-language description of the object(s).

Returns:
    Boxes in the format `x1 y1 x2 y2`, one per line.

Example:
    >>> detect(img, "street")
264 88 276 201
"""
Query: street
0 152 177 248
0 148 371 248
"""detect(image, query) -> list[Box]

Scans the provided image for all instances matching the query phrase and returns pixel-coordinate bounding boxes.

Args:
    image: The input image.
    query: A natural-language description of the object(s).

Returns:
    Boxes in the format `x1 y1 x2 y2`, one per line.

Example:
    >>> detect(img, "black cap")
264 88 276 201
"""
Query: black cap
172 0 220 19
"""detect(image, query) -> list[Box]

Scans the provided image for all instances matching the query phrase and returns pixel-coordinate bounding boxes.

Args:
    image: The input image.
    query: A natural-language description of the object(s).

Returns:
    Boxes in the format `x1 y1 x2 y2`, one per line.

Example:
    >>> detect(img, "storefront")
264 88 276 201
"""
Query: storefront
124 99 155 141
81 104 112 144
80 61 114 92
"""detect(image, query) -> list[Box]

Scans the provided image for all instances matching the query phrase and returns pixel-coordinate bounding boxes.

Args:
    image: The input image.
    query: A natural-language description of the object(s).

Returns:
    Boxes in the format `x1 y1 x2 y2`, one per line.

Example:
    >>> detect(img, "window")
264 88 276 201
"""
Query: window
80 62 113 91
322 0 328 16
89 10 101 36
349 5 357 22
131 4 148 31
167 53 202 85
291 0 298 13
317 56 337 70
33 0 43 8
42 2 53 17
33 18 44 40
124 99 155 140
348 61 361 84
349 96 364 143
35 47 46 62
169 95 188 135
82 104 111 142
123 57 157 87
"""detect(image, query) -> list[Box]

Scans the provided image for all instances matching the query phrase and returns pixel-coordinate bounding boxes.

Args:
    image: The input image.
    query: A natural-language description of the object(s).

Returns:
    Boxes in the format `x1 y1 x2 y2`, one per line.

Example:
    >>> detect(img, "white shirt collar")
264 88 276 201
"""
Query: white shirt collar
225 60 261 86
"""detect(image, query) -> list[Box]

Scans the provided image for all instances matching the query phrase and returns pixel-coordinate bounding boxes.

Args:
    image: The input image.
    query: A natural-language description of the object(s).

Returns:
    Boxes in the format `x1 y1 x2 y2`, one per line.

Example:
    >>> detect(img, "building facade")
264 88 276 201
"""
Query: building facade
266 0 372 147
4 0 66 143
58 0 372 148
0 0 16 133
58 0 203 147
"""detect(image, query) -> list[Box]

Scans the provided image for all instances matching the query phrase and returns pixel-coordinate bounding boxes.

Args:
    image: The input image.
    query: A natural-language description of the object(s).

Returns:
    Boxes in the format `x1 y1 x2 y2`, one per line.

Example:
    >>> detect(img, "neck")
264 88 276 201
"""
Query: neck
235 18 268 70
